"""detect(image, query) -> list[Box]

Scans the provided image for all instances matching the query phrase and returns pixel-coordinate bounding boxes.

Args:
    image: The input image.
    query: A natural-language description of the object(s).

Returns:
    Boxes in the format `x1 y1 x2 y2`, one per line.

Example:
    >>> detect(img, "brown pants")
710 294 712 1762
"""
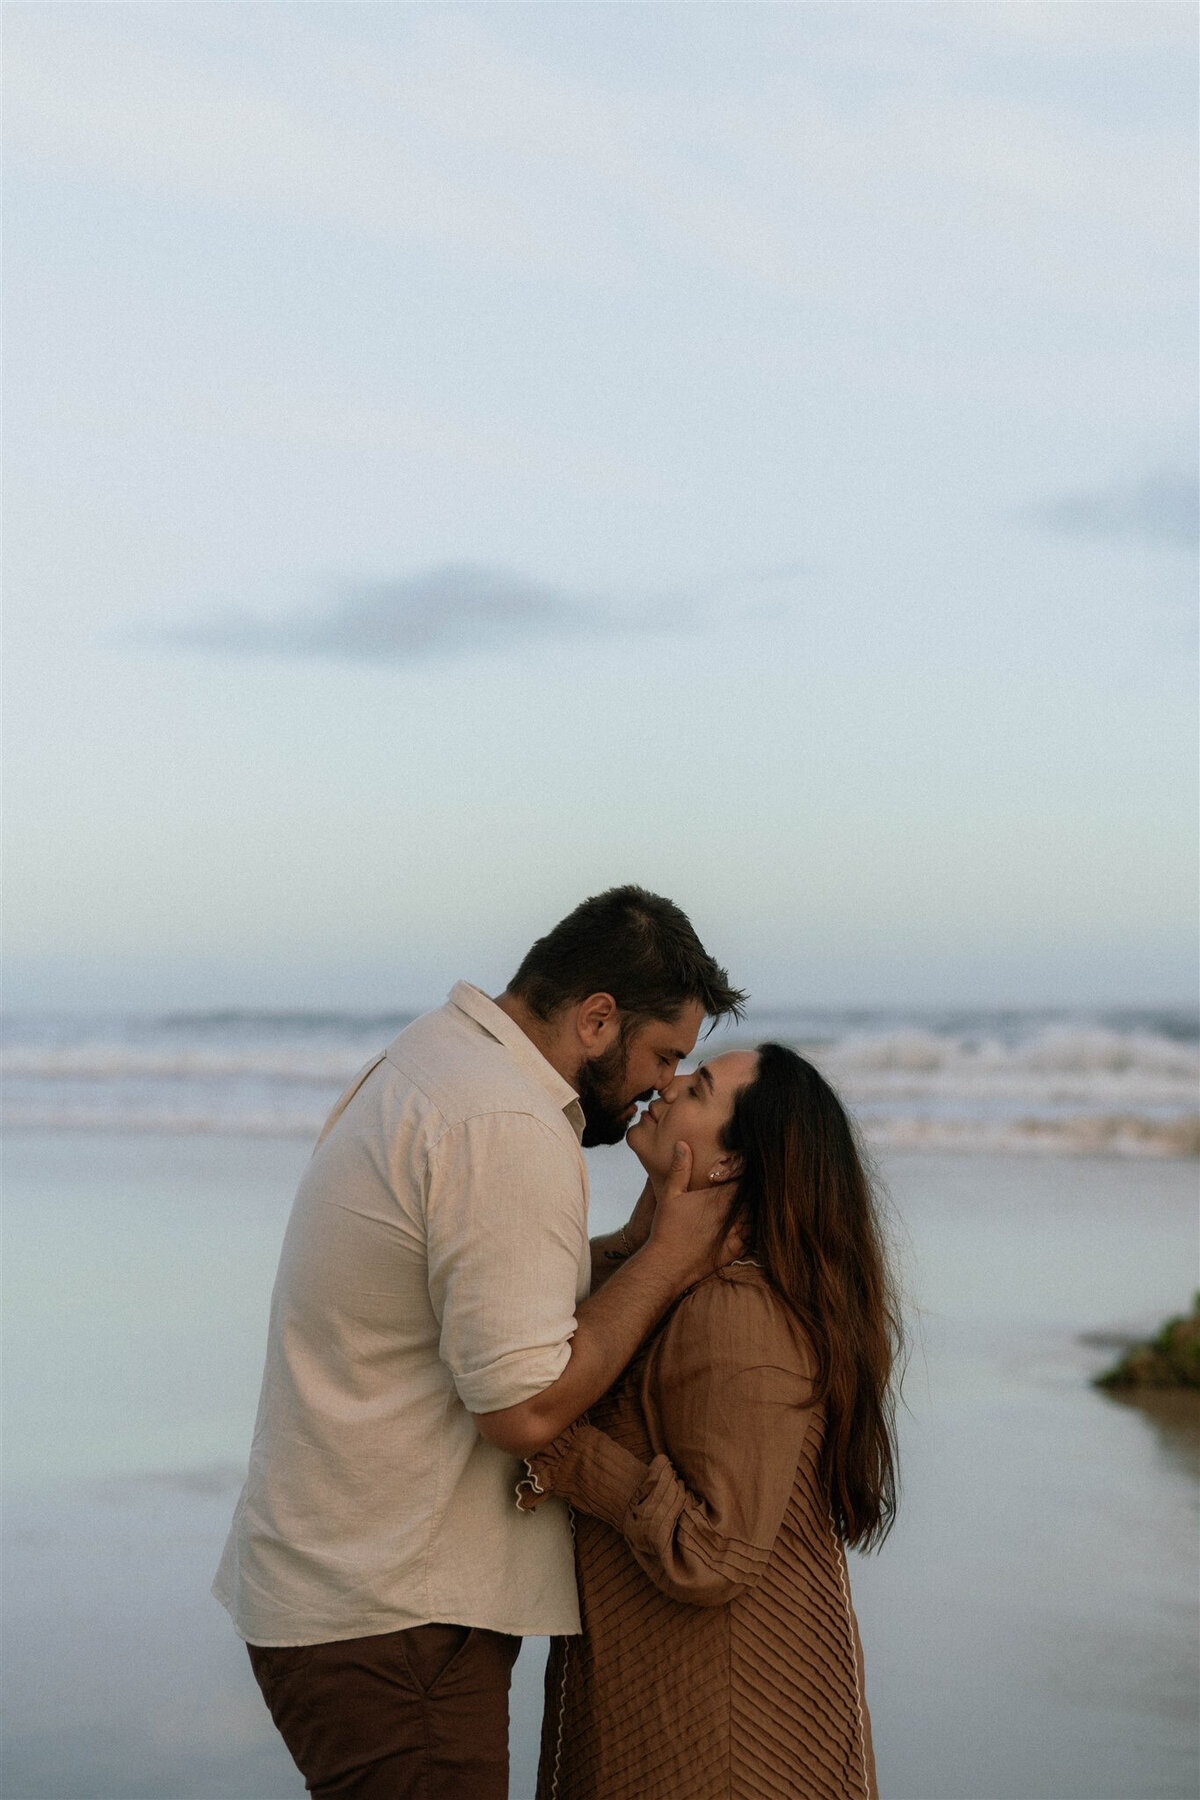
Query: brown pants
248 1622 522 1800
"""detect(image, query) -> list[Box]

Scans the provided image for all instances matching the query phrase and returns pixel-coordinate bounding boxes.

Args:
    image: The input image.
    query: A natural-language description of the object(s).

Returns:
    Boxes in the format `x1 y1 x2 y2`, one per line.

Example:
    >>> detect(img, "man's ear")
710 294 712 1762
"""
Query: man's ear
574 991 619 1053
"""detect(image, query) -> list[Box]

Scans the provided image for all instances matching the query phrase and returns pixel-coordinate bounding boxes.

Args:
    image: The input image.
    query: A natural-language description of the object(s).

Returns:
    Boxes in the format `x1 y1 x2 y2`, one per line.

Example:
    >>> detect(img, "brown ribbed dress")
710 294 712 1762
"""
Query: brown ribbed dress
520 1263 879 1800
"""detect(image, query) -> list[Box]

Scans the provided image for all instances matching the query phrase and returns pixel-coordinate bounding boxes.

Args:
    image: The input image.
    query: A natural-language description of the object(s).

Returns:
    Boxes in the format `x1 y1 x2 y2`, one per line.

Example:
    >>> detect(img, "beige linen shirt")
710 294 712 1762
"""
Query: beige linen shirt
212 982 591 1645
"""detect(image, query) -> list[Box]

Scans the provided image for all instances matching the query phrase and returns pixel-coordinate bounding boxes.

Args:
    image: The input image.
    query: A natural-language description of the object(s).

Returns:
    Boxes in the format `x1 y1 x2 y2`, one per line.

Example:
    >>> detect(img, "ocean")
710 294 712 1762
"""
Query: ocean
2 1006 1197 1798
4 1004 1198 1155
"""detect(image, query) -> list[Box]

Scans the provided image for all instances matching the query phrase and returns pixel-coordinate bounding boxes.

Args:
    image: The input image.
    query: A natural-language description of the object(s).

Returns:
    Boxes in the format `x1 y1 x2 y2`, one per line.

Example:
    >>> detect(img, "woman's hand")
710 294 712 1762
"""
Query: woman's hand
589 1178 661 1290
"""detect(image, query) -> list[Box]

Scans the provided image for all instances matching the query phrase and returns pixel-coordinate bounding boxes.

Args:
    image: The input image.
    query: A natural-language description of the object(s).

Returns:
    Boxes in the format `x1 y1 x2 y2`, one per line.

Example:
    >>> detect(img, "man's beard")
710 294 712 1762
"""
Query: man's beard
576 1039 650 1148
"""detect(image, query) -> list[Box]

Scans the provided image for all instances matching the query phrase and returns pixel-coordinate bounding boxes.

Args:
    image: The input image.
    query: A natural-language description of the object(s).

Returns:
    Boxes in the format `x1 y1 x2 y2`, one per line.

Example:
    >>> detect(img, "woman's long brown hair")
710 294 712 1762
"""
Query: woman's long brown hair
721 1043 902 1550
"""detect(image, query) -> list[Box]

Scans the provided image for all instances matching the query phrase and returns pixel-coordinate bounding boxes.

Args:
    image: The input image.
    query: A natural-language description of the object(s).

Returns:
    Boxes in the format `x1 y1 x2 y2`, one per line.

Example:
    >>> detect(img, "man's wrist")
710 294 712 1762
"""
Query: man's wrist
624 1215 653 1254
629 1234 705 1293
601 1222 635 1263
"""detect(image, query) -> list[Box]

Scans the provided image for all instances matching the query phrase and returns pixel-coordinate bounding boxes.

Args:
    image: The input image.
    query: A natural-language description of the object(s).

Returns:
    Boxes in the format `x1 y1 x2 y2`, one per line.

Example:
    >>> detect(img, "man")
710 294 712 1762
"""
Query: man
214 885 746 1799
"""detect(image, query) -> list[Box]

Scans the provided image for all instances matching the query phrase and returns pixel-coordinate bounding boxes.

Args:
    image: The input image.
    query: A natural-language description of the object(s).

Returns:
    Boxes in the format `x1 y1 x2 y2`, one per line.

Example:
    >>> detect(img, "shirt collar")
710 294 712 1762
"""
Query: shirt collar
447 982 586 1142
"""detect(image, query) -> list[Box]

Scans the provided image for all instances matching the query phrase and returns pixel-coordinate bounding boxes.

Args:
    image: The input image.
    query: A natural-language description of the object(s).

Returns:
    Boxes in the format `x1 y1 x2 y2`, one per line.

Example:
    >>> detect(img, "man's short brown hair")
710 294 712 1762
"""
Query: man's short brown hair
508 885 746 1033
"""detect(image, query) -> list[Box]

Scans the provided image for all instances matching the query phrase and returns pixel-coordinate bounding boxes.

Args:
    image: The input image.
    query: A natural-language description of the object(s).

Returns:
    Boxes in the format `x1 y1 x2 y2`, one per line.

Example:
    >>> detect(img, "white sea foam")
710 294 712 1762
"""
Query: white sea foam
863 1111 1200 1159
0 1045 368 1082
3 1102 1195 1158
818 1025 1199 1081
3 1008 1196 1157
1 1104 323 1138
4 1022 1196 1089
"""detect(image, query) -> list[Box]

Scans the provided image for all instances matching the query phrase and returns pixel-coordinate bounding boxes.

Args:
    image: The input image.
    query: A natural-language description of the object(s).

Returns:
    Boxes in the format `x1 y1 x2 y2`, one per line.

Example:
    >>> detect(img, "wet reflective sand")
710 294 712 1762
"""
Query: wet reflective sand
2 1136 1196 1798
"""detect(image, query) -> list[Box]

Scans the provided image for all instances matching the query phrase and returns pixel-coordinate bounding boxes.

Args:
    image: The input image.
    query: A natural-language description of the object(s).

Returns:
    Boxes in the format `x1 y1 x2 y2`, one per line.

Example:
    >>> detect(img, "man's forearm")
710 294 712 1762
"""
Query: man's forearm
472 1245 687 1458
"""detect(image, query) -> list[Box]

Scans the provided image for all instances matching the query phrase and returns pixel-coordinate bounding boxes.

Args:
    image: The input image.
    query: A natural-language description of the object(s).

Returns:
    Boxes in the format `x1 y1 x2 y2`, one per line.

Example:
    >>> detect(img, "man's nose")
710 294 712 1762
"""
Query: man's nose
658 1072 679 1100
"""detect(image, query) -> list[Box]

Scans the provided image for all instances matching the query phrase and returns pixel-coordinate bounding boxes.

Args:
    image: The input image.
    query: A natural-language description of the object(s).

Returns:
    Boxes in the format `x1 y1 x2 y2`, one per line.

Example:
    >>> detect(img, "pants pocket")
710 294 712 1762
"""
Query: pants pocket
247 1641 318 1707
401 1622 473 1694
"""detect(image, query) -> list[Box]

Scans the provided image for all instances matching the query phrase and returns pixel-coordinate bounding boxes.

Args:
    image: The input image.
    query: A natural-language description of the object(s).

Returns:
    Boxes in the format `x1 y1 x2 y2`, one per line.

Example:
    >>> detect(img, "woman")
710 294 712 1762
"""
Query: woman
517 1043 902 1800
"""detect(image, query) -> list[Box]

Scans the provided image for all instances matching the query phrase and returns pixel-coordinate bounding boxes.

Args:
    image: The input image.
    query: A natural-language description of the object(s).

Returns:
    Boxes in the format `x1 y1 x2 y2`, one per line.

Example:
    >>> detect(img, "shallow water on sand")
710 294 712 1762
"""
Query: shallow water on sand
2 1134 1196 1799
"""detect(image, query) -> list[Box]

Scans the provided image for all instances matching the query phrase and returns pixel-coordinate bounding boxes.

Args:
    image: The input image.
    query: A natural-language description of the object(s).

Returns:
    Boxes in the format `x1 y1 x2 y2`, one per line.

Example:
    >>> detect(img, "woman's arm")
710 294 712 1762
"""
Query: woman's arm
587 1178 658 1292
519 1273 813 1606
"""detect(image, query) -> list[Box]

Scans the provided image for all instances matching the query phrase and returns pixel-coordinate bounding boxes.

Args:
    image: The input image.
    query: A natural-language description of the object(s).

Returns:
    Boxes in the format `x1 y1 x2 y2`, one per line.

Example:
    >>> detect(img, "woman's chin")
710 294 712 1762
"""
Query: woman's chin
624 1120 651 1166
625 1127 671 1185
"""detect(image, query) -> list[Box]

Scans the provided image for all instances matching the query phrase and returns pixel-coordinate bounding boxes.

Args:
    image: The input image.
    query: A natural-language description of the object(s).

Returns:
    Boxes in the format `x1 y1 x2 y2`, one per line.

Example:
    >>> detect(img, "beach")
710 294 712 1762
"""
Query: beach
7 3 1196 1790
2 1110 1196 1800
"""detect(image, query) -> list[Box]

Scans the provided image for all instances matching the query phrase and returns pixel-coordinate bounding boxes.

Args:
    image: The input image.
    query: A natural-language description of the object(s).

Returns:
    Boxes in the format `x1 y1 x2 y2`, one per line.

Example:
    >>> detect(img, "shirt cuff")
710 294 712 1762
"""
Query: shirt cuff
520 1421 650 1529
454 1339 573 1415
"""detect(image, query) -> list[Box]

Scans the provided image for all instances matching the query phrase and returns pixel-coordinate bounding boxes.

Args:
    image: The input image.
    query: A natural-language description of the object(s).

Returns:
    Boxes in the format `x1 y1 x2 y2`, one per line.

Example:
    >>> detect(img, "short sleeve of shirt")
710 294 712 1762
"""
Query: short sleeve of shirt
425 1110 587 1415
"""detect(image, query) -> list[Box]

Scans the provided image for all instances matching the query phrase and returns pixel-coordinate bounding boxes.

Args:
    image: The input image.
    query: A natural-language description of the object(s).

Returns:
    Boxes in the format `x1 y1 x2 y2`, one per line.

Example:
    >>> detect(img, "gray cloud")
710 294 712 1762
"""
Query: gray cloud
154 565 623 663
1023 470 1198 549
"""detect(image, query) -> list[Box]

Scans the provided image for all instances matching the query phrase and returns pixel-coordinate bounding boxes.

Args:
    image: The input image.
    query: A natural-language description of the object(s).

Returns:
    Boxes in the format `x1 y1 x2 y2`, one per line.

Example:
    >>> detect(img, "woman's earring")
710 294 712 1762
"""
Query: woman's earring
709 1168 723 1182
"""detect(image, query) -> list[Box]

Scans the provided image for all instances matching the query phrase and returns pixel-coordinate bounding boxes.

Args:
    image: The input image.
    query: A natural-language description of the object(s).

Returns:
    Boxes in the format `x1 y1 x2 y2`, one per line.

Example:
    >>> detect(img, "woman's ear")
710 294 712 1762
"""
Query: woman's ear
707 1153 745 1184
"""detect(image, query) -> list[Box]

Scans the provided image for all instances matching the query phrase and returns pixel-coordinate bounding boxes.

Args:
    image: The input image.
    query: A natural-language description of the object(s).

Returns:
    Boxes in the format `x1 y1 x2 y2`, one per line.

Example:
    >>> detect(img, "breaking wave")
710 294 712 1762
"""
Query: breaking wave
3 1007 1196 1157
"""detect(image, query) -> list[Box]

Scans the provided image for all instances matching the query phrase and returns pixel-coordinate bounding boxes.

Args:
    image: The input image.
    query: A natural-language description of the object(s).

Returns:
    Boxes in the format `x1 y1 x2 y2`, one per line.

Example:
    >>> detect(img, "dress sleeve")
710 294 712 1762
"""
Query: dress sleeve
520 1273 814 1606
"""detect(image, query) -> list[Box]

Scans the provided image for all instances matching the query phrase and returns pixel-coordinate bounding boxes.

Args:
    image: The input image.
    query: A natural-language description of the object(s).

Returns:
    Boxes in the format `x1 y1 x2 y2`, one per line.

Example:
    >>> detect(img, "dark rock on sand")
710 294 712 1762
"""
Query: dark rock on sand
1094 1294 1200 1389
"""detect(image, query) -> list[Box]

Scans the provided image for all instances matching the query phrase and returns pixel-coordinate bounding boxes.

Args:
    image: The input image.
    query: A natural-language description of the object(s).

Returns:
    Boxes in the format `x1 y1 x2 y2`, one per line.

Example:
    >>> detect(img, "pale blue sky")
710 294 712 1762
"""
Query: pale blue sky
4 1 1196 1012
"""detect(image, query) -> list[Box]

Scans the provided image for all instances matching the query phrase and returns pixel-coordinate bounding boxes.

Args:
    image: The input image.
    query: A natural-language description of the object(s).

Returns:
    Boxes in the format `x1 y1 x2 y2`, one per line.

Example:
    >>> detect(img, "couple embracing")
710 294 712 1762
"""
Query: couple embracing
215 887 900 1799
